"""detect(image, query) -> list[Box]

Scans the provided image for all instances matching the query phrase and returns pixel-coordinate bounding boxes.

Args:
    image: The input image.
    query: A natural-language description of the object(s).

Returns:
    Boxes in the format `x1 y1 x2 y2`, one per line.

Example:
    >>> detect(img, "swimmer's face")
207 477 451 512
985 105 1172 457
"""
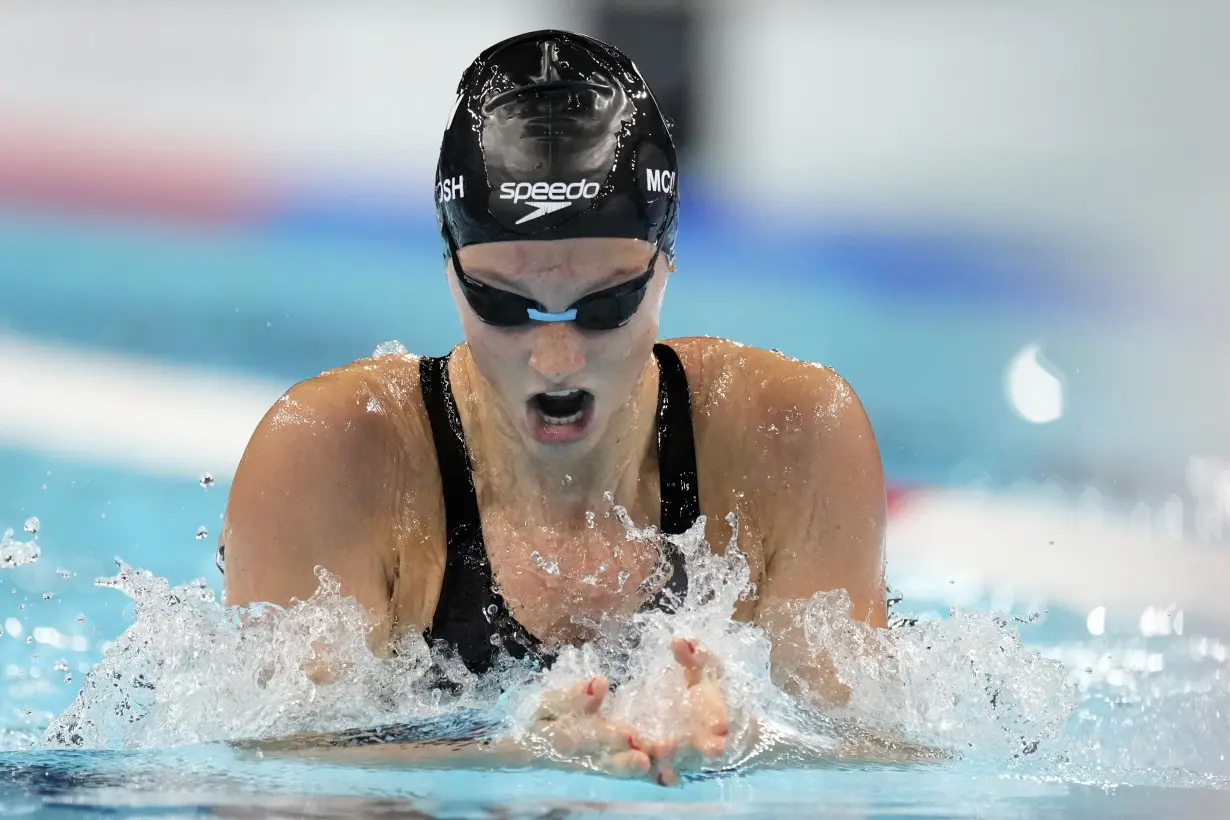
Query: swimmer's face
447 237 668 455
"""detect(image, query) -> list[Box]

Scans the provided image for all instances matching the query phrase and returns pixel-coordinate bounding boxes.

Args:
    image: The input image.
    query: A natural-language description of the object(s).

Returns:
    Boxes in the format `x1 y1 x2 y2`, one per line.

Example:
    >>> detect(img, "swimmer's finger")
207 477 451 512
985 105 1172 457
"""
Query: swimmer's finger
688 677 729 757
597 719 657 762
671 638 724 687
534 676 608 722
575 675 609 715
647 738 677 767
604 749 652 777
652 758 680 787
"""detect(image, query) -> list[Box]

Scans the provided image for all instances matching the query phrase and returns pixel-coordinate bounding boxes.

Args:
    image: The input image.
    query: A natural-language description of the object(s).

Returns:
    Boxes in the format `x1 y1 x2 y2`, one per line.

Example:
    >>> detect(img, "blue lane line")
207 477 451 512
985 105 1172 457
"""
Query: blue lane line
0 192 1107 384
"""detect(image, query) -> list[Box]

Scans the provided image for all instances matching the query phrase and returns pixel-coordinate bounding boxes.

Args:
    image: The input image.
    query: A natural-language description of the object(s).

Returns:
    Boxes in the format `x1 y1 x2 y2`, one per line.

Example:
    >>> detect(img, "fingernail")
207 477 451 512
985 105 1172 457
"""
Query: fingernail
685 640 696 654
586 678 595 696
716 727 729 736
657 772 667 786
627 735 640 750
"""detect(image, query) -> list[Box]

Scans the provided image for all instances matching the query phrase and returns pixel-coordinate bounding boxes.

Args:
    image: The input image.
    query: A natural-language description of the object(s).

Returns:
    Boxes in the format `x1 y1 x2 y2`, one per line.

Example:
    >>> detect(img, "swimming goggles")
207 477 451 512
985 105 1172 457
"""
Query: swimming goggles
446 229 658 330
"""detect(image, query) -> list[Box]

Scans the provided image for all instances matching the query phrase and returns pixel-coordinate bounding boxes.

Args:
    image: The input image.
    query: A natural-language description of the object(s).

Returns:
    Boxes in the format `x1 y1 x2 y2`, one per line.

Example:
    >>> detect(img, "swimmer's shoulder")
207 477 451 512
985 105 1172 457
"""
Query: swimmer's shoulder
225 353 445 610
236 353 440 505
660 335 868 450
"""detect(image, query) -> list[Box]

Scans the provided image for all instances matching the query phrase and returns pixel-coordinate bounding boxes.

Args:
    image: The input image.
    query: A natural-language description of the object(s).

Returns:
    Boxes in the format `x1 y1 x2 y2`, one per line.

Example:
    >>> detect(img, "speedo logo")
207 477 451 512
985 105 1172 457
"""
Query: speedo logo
499 180 600 225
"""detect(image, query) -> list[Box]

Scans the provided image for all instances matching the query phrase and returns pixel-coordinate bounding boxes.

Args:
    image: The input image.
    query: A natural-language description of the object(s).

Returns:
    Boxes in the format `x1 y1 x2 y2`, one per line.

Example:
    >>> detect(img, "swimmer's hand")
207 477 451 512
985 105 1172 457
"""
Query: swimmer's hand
526 637 730 786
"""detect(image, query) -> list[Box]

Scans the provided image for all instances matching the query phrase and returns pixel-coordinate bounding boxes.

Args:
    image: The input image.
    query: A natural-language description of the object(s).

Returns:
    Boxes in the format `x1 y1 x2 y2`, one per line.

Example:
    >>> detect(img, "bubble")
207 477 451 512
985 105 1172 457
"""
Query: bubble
42 593 53 600
23 517 39 534
56 569 71 579
53 660 68 672
199 473 215 489
195 527 209 541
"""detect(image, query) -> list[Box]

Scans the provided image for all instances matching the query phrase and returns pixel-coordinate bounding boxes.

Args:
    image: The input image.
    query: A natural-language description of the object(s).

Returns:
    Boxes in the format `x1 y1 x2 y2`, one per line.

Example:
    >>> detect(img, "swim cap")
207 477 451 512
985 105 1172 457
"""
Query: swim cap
435 30 679 258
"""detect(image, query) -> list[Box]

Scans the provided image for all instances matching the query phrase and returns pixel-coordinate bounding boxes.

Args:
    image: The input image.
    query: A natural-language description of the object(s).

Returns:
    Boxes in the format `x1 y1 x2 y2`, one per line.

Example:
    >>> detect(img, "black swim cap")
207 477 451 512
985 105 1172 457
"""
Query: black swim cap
435 30 679 259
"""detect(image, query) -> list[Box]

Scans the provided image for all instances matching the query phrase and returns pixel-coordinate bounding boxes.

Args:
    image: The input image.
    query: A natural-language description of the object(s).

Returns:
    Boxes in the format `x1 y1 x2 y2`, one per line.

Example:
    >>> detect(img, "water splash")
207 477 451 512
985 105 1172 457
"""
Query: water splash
502 509 1074 776
41 563 490 750
372 340 409 358
26 503 1192 788
1 528 40 569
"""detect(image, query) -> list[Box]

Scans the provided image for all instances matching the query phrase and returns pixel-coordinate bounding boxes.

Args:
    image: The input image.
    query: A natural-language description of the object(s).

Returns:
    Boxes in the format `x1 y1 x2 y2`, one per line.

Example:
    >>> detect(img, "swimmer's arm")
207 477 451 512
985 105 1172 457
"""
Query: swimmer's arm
751 362 889 709
221 377 399 667
234 731 539 770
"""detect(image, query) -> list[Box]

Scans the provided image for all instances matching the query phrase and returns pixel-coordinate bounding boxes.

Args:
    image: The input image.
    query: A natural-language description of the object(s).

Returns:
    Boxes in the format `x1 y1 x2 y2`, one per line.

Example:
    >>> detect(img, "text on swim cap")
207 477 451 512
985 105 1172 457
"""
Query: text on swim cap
499 181 601 204
438 176 465 203
645 169 675 195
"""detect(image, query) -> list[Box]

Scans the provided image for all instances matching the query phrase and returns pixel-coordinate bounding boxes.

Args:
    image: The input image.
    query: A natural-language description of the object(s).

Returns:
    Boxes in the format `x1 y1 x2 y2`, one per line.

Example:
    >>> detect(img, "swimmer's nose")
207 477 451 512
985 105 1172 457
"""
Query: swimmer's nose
527 322 586 383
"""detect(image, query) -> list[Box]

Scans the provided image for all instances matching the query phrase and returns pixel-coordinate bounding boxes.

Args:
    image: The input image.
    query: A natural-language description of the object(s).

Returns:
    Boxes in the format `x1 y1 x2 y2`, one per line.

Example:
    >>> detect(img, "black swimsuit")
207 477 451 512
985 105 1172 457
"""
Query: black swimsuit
419 343 701 675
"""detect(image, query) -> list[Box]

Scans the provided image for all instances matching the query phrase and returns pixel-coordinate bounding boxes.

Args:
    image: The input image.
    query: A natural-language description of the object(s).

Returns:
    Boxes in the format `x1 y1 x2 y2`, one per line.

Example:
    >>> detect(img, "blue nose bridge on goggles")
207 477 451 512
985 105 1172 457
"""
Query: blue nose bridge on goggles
527 307 580 323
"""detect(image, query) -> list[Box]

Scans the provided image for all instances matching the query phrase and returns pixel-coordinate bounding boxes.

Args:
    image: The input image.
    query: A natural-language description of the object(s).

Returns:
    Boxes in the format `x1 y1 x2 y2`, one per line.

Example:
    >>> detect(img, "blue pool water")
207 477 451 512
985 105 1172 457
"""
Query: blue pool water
1 207 1227 817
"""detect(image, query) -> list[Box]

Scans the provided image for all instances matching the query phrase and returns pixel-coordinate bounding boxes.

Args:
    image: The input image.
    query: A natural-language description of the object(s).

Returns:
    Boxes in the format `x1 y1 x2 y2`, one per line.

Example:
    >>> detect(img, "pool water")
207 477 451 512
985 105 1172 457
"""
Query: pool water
2 209 1228 817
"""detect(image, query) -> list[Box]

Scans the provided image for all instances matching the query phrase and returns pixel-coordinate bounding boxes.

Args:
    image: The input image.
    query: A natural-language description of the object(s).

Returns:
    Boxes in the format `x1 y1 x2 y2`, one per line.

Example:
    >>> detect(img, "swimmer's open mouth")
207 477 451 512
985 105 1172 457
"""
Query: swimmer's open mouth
530 389 594 425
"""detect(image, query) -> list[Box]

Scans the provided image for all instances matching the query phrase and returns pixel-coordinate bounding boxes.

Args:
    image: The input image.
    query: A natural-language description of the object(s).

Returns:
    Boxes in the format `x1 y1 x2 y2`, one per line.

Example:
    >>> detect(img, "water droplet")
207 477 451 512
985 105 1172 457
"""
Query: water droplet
42 592 53 600
372 340 408 357
64 674 72 684
39 484 47 491
0 529 40 569
23 517 39 534
199 473 215 489
54 660 68 672
76 614 85 623
486 604 498 617
585 511 596 529
534 554 561 576
489 634 503 646
25 636 32 644
195 526 209 540
56 568 71 579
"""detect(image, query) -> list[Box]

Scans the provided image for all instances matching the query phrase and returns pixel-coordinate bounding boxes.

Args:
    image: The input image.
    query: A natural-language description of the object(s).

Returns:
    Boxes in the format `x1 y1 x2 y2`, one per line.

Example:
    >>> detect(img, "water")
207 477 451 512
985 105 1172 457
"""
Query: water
5 504 1229 816
2 209 1228 816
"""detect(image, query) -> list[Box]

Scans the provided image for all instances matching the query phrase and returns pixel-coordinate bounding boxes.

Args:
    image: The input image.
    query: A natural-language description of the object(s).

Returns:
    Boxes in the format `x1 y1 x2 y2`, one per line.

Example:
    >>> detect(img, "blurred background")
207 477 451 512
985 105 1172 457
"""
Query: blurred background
2 0 1229 728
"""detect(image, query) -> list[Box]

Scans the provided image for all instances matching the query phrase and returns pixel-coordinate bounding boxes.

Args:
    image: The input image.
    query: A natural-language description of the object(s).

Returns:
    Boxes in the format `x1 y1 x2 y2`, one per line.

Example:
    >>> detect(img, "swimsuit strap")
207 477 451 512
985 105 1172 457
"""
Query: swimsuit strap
420 353 545 674
420 344 701 674
646 342 700 609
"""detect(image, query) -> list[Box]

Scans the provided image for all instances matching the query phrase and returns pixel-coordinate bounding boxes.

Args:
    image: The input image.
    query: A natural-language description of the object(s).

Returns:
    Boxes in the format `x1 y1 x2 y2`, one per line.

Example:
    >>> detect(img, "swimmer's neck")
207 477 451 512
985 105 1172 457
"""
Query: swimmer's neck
450 348 660 525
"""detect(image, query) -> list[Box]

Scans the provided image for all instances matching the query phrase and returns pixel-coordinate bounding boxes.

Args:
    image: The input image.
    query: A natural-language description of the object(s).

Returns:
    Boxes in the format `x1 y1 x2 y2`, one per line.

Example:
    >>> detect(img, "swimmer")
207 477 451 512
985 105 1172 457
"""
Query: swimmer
220 30 887 785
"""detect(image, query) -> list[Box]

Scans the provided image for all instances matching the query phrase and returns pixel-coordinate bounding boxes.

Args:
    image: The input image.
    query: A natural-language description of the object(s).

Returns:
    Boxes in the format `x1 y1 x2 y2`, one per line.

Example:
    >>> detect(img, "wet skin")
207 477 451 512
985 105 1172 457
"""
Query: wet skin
221 238 889 783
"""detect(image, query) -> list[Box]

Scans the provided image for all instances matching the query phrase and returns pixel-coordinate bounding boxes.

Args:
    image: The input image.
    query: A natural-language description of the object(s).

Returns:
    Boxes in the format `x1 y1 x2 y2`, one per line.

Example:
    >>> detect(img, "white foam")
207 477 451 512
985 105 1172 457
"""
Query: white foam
0 333 283 479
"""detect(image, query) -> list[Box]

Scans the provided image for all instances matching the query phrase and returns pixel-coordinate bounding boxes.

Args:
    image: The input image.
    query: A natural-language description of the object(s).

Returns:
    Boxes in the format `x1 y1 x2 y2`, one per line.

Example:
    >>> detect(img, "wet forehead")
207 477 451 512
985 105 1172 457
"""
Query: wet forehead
457 238 654 286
